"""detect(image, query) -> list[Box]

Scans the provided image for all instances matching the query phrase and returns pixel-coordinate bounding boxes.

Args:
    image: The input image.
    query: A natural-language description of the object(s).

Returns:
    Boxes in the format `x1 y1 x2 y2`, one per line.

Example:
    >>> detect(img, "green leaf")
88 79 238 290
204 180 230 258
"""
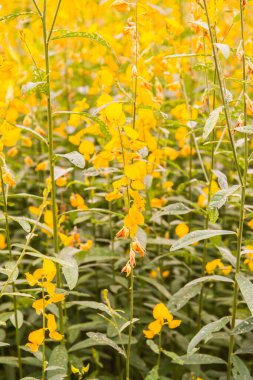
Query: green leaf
151 203 192 221
12 217 31 233
86 332 126 357
203 106 223 140
170 229 235 252
137 276 171 299
0 11 36 22
57 151 85 169
16 124 48 145
10 310 24 329
186 275 234 286
187 317 230 354
21 81 45 95
54 110 112 140
208 207 219 223
146 340 159 354
0 261 19 282
233 316 253 335
213 170 228 189
145 366 159 380
167 283 202 312
235 125 253 134
214 43 230 59
60 253 78 290
231 355 252 380
52 31 119 64
236 273 253 315
217 246 236 268
174 353 226 365
48 346 68 379
209 185 240 209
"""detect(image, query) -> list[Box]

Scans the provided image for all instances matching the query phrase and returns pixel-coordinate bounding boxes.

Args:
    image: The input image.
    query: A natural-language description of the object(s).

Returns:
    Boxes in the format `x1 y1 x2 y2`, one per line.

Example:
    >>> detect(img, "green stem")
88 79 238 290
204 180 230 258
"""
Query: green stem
203 0 243 186
41 0 64 336
197 37 217 330
227 1 248 378
0 163 23 378
157 329 162 369
126 269 134 380
42 288 46 380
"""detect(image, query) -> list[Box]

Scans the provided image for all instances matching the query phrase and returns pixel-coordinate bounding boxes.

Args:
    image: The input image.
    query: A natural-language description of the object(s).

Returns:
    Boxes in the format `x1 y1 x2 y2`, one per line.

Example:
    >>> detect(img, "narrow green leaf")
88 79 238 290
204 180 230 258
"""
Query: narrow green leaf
236 273 253 315
170 229 235 252
57 151 85 169
174 353 226 365
86 332 126 357
231 355 252 380
233 316 253 335
52 31 119 64
167 283 202 312
151 203 192 221
203 106 223 140
187 317 230 354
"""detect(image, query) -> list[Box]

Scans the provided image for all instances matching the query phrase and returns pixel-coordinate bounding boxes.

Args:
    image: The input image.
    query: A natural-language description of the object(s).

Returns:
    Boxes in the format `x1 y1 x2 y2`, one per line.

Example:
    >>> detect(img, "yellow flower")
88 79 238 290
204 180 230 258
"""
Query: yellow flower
105 190 122 202
80 239 93 251
153 303 172 322
35 161 48 171
70 193 88 210
0 234 7 249
124 206 144 237
175 223 189 238
79 140 95 160
56 176 67 187
47 313 63 341
26 328 45 352
3 171 16 187
150 198 164 208
248 219 253 229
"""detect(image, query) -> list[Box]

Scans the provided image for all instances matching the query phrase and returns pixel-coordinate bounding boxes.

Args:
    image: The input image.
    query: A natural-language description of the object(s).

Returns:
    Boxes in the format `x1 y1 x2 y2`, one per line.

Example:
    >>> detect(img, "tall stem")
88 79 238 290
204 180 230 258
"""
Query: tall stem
203 0 243 186
227 1 248 378
126 269 134 380
41 0 64 335
0 163 23 378
197 36 217 330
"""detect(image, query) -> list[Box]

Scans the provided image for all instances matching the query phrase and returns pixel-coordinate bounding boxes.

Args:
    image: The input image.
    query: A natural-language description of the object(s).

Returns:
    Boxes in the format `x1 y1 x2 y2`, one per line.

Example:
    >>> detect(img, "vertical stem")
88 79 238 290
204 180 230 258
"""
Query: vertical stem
126 2 138 378
41 0 64 336
126 269 134 380
197 38 217 330
0 163 23 378
203 0 243 186
41 287 46 380
227 1 248 378
157 329 162 369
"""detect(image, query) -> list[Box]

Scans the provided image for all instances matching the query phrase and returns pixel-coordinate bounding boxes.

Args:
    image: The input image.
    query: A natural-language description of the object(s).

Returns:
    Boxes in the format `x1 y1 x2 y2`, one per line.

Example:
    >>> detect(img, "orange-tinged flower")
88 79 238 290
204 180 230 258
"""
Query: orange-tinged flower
115 226 129 239
132 239 145 257
112 0 130 12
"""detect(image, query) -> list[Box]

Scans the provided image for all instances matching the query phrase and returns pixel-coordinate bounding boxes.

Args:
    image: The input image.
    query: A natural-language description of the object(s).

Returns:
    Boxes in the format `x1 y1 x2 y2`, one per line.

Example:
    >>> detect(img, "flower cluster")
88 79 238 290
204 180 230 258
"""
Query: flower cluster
143 303 181 339
25 259 64 352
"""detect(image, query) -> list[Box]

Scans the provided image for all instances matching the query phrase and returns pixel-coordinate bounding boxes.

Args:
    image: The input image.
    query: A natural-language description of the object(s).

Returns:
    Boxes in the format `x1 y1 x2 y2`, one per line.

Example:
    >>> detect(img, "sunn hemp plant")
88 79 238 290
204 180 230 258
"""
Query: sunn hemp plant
1 0 253 379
